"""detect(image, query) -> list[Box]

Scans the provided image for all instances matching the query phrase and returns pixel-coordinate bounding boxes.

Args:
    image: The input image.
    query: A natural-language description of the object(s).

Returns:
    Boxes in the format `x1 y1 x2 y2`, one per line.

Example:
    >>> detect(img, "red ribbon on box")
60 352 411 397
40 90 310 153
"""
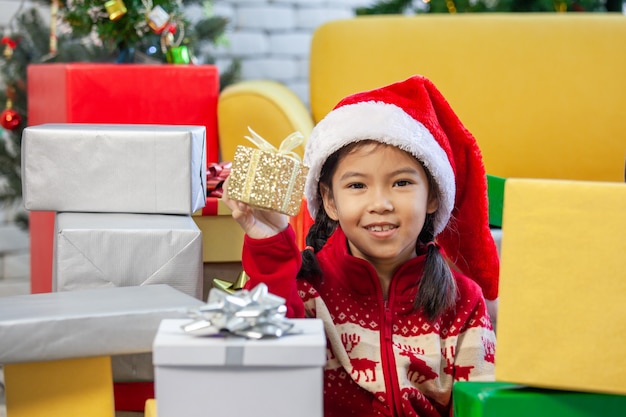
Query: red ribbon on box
203 161 231 215
206 161 231 197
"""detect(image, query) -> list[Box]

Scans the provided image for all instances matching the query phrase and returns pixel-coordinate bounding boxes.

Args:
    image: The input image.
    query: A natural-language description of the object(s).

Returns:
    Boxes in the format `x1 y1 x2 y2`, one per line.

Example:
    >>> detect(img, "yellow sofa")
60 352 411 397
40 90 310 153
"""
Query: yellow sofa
218 13 626 182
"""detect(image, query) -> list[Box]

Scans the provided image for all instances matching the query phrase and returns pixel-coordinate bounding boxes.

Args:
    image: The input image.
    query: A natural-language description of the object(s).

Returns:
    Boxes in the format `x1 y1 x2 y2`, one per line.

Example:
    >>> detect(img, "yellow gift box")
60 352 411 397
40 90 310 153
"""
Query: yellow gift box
496 179 626 395
228 128 308 216
192 199 244 263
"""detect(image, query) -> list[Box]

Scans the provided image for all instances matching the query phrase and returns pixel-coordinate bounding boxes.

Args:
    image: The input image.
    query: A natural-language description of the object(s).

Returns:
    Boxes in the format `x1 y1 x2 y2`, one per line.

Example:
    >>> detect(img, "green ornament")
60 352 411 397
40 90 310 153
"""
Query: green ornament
166 45 190 64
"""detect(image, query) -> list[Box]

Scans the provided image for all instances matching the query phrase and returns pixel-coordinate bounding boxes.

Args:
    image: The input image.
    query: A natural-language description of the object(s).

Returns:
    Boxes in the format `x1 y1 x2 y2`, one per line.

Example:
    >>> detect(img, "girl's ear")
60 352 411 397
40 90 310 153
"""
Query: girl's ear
426 191 439 215
320 183 339 221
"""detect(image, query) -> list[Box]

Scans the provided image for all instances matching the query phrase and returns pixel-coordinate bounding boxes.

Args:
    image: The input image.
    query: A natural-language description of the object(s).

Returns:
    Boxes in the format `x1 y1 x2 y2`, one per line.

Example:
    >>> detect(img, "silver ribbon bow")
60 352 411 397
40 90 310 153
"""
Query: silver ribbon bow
182 283 295 339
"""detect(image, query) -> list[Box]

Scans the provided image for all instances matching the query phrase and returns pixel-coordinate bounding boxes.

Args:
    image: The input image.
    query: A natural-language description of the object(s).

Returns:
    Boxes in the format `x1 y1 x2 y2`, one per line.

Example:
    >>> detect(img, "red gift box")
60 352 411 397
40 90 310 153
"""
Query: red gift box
27 63 220 294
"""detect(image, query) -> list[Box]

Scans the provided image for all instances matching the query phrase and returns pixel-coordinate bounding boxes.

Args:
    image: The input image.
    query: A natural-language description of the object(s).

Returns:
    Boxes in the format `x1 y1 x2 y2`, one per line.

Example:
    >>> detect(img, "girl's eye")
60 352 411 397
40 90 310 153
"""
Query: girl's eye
395 180 412 187
347 183 365 189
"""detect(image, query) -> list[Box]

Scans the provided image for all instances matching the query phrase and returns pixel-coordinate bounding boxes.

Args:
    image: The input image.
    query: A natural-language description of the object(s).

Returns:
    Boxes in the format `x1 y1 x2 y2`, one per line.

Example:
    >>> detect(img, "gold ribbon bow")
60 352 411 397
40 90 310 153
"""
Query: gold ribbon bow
244 127 304 162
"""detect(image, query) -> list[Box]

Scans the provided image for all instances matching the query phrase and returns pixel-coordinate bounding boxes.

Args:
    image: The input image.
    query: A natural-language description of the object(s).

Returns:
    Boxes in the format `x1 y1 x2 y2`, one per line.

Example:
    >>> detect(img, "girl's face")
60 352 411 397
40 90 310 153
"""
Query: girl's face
321 142 438 268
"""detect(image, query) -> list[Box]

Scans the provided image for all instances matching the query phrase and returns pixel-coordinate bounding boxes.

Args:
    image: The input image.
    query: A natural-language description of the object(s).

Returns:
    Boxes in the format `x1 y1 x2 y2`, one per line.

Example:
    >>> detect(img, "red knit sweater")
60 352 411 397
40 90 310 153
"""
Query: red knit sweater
243 226 496 417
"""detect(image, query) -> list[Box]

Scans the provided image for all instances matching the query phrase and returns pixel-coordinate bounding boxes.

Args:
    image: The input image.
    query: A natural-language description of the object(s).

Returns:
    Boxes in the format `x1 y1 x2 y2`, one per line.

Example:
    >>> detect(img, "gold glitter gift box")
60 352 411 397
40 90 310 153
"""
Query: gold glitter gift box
227 128 309 216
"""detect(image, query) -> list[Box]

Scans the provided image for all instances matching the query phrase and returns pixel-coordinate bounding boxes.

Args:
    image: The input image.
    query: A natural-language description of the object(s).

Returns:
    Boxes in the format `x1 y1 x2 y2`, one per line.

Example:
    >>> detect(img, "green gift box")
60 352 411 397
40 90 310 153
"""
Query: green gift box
453 382 626 417
487 174 506 228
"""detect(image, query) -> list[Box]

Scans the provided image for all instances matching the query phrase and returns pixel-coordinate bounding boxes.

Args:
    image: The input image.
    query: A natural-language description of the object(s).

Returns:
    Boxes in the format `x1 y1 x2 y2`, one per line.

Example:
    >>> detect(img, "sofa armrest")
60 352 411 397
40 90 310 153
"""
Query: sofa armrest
217 80 314 162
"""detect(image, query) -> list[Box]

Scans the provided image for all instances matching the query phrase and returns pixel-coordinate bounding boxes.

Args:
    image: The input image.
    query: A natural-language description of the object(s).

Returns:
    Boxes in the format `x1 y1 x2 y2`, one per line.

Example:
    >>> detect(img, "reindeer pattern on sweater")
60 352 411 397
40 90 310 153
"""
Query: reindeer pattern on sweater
299 276 495 417
242 226 496 417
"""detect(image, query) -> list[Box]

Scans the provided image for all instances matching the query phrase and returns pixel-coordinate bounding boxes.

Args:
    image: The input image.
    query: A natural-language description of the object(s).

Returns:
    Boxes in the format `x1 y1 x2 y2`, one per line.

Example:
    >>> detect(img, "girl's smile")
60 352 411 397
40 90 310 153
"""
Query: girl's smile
364 223 397 234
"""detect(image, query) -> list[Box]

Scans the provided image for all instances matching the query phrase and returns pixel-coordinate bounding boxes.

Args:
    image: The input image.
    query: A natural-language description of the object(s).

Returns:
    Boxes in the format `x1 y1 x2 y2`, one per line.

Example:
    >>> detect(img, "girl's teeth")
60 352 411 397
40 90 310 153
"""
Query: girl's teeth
369 225 394 232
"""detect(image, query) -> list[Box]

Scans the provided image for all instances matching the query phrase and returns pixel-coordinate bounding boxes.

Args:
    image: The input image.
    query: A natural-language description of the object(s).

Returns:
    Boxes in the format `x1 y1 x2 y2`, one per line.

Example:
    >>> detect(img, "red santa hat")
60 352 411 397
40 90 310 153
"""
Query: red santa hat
303 75 499 300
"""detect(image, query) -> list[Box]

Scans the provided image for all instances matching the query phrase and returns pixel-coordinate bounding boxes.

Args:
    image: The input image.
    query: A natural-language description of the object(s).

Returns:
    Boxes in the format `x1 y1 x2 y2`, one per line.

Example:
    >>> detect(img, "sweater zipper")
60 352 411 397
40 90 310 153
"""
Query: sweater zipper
381 295 403 416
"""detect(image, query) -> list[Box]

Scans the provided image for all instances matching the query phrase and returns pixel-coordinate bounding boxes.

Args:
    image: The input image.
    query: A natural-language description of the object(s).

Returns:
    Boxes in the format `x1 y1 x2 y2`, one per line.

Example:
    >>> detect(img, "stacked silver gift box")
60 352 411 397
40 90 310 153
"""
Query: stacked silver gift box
21 123 208 382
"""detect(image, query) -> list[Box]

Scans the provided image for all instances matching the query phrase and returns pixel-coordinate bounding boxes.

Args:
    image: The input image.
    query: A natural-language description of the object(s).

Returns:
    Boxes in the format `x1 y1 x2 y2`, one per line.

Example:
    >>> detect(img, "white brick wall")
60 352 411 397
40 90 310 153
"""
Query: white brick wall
207 0 373 106
0 0 51 27
0 0 375 107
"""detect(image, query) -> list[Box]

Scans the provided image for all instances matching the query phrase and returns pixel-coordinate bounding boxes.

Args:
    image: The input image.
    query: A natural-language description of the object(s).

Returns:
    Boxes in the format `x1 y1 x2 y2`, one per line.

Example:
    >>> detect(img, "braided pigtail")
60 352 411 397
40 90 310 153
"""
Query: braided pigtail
298 208 337 280
297 143 349 282
415 214 458 321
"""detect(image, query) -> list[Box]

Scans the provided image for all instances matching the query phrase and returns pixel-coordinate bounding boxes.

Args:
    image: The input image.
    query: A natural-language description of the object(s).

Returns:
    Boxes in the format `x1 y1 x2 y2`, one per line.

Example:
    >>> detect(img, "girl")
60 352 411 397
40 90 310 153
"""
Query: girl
223 75 499 417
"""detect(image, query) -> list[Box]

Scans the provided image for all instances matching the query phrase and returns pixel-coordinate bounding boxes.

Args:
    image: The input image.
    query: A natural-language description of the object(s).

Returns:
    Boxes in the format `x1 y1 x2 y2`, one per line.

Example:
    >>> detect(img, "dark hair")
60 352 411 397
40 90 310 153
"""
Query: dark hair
298 141 457 321
416 211 458 321
297 143 346 281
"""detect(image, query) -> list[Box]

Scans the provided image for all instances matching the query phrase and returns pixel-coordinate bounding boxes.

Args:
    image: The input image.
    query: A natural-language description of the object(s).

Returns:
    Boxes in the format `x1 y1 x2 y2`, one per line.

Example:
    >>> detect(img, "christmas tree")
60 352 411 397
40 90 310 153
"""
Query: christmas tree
0 1 240 230
61 0 237 66
0 7 107 229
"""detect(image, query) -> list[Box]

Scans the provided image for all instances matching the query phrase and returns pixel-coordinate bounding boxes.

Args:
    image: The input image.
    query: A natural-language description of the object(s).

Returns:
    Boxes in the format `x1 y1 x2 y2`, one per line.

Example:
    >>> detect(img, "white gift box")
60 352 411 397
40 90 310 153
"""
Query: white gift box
53 212 203 300
22 123 207 214
0 285 204 364
153 318 326 417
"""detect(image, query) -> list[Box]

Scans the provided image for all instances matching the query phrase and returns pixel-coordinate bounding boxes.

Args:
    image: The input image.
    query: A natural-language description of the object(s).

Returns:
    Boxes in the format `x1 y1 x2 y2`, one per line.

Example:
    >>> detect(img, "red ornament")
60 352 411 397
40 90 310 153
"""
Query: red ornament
1 36 17 49
1 108 21 131
1 36 18 59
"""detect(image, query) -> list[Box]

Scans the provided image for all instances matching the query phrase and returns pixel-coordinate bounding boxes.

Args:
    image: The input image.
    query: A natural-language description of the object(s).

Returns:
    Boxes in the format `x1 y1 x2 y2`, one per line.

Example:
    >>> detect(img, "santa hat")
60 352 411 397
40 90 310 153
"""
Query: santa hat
303 75 499 300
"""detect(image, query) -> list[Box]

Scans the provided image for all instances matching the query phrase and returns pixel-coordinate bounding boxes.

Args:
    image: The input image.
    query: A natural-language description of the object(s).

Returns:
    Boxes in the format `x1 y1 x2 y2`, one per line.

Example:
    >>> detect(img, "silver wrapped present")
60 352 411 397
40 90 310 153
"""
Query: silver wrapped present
22 123 207 214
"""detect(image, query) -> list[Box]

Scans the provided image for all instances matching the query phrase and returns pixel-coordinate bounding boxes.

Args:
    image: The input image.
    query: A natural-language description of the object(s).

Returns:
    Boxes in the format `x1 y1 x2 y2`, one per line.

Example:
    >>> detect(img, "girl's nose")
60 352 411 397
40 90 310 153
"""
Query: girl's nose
367 189 393 213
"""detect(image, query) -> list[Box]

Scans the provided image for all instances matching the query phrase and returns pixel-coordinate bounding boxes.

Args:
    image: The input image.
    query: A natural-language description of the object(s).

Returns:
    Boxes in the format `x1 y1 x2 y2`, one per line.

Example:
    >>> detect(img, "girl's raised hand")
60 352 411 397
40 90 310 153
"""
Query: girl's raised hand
221 177 289 239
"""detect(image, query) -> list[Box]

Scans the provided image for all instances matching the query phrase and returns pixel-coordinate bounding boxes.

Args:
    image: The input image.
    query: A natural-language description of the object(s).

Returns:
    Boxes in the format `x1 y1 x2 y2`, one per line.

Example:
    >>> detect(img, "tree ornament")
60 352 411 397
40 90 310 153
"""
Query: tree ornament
166 45 190 64
160 20 190 64
445 0 457 13
104 0 128 21
1 101 21 131
1 85 21 131
166 22 177 35
146 5 170 34
1 108 21 131
1 36 17 59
